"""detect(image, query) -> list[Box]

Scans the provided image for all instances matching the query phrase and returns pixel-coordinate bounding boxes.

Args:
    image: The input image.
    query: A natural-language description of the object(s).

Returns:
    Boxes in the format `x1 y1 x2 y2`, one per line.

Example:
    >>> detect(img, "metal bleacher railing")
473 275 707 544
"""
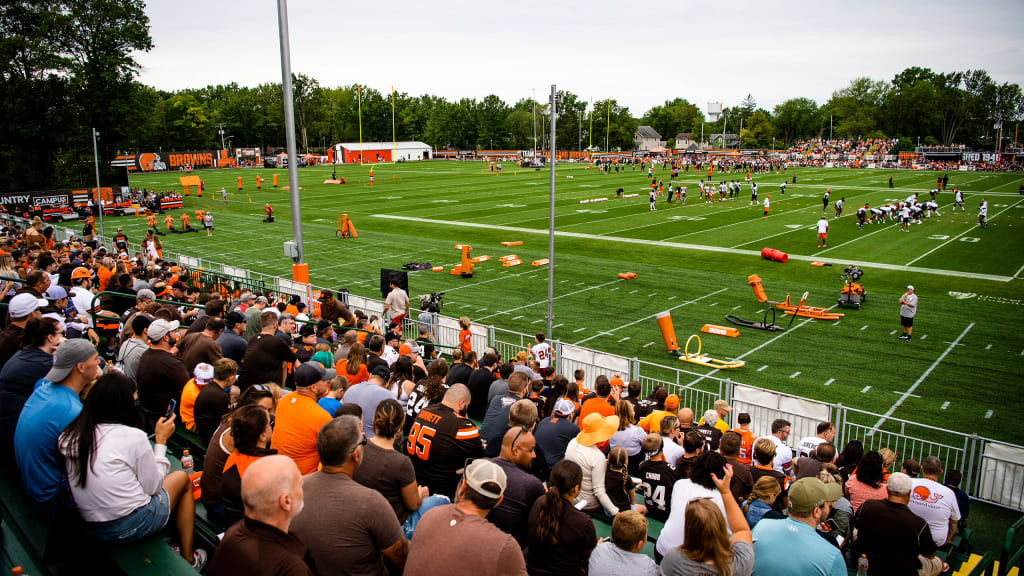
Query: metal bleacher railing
6 212 1024 514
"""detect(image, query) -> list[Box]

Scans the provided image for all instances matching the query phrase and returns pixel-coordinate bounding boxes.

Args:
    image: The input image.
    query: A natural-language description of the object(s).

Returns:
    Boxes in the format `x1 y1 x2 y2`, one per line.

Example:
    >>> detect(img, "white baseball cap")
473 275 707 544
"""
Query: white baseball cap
9 293 48 318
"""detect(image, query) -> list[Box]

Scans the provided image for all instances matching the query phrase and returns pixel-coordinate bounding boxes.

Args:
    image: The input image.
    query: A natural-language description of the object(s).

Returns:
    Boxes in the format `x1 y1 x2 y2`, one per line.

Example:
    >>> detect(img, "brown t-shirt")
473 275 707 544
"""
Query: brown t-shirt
178 332 223 373
405 504 526 576
237 333 297 389
137 347 190 418
352 440 417 523
206 517 317 576
290 471 405 576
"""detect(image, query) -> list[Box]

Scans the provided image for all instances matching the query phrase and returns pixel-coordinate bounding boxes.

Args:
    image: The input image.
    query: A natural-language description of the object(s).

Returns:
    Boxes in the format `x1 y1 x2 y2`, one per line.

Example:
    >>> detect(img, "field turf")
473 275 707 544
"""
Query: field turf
121 161 1024 445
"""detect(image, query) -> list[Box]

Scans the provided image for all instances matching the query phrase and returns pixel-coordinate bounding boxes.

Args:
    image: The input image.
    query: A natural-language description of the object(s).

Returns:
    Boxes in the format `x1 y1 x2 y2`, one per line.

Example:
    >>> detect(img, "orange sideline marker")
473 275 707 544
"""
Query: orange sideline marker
531 259 549 266
701 324 740 338
501 241 523 246
432 267 443 272
499 255 518 262
471 256 490 263
502 259 522 267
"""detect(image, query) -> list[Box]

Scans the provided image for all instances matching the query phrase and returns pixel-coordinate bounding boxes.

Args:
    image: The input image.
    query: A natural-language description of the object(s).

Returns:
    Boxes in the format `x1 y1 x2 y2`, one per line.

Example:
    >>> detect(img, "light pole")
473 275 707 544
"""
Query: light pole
532 88 537 160
277 0 304 267
547 85 558 338
92 128 104 238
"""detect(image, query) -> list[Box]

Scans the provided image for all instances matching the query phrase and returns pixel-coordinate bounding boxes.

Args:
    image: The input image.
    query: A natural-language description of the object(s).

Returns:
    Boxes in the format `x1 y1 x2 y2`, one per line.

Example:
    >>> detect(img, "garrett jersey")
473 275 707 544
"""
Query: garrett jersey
407 402 484 499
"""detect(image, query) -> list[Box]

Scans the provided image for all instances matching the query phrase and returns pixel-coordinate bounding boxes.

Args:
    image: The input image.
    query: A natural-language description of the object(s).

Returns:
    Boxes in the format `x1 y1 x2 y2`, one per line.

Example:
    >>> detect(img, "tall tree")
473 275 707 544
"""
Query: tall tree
773 98 819 145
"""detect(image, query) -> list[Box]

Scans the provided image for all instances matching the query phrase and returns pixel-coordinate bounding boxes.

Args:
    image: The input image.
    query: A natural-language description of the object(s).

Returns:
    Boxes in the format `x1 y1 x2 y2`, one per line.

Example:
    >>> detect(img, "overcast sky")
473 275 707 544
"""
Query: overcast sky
137 0 1023 117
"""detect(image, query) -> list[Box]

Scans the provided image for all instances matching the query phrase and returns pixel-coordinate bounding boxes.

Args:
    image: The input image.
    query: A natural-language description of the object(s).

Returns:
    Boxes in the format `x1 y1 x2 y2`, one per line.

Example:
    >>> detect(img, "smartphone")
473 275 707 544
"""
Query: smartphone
164 399 177 420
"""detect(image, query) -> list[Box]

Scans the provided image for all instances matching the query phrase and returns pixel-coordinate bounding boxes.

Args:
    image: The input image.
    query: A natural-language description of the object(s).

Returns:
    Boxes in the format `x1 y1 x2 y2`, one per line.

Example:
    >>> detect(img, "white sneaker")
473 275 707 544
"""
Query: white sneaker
192 549 208 570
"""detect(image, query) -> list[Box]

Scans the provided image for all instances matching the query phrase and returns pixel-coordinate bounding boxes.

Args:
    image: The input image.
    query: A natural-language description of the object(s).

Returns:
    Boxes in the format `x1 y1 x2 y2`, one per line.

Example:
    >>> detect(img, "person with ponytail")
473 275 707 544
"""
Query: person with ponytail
661 464 754 576
353 398 449 538
220 404 275 526
0 317 62 440
527 459 597 576
742 476 784 529
404 357 448 436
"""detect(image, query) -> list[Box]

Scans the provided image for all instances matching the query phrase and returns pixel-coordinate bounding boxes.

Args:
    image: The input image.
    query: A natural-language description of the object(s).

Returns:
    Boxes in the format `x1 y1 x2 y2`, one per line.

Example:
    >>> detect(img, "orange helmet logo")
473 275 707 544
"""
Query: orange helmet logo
912 486 943 504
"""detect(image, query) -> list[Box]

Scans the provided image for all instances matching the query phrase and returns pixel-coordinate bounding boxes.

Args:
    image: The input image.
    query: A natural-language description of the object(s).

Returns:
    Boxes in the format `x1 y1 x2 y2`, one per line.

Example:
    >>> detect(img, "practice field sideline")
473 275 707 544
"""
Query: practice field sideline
122 162 1024 444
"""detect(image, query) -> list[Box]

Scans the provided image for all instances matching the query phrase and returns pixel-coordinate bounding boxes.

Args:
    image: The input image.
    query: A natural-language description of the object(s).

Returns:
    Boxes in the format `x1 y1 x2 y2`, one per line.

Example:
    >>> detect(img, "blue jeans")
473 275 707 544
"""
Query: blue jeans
402 495 450 539
85 489 170 544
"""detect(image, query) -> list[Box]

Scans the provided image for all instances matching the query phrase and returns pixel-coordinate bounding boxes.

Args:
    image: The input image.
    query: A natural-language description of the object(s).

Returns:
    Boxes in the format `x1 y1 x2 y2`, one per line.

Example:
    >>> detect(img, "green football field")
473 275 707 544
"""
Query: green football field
120 161 1024 445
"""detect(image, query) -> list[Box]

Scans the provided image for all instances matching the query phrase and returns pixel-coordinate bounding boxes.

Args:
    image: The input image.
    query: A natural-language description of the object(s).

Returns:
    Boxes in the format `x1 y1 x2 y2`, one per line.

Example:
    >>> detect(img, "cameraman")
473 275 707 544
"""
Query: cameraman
417 294 440 338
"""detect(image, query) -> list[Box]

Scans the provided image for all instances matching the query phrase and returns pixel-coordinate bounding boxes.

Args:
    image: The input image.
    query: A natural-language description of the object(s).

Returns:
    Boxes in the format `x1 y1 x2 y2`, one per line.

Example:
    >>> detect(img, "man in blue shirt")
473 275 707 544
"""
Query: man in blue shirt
752 477 847 576
14 339 102 503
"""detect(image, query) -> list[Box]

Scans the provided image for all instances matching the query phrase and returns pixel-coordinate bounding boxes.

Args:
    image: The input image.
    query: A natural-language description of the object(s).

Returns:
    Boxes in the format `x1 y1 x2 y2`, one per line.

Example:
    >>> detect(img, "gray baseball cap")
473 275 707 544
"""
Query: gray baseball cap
45 339 98 383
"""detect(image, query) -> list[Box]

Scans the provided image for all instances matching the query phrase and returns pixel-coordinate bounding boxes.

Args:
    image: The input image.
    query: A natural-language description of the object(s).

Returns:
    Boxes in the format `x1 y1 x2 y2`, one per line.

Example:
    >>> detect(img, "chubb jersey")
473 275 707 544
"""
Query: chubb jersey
407 402 484 499
638 459 676 522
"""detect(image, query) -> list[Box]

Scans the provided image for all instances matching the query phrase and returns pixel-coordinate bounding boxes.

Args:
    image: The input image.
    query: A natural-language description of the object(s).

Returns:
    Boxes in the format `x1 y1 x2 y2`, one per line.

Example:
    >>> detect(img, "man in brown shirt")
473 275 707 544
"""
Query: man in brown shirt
207 455 317 576
178 317 224 373
719 430 754 502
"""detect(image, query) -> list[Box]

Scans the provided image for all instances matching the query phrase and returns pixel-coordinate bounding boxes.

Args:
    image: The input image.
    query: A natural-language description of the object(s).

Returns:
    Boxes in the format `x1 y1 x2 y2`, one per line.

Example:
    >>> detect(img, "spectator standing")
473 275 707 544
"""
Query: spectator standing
137 319 190 421
751 477 846 576
405 459 526 576
527 460 598 576
588 510 659 576
291 415 409 575
530 333 552 370
909 456 962 547
564 412 621 517
660 464 754 576
467 351 499 420
206 455 316 576
853 472 942 576
899 285 918 342
533 399 579 470
59 373 205 569
236 311 297 391
407 384 484 499
270 363 335 474
384 279 410 326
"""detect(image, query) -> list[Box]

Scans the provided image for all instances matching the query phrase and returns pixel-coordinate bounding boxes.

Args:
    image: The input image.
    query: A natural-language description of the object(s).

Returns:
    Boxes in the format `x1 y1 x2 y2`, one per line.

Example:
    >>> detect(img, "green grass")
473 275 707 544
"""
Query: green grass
118 161 1024 446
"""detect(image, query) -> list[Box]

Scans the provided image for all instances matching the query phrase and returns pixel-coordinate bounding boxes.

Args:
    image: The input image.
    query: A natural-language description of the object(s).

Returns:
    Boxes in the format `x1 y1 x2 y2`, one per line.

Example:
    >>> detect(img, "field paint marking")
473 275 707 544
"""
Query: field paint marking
861 325 869 330
790 371 801 378
890 330 898 335
668 296 676 300
870 322 975 432
642 342 655 348
733 305 742 310
618 336 630 342
985 344 992 350
574 287 729 345
756 309 764 314
459 304 471 309
941 401 950 410
920 334 927 340
629 290 639 294
560 279 569 283
814 221 892 255
709 302 718 307
684 303 839 388
511 316 524 320
611 287 620 291
476 308 488 313
577 282 586 286
985 410 994 419
758 365 769 372
532 319 545 324
1014 262 1024 279
573 327 586 333
373 215 1015 282
906 198 1024 266
833 320 841 326
731 224 815 249
648 293 658 297
475 278 623 322
862 386 872 393
892 390 921 398
824 378 835 386
552 323 564 329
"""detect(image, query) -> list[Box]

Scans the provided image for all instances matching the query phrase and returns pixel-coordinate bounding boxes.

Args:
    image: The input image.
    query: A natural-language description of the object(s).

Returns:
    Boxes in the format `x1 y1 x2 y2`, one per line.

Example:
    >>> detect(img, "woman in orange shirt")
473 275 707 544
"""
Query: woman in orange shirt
458 316 472 353
335 341 370 386
220 405 275 525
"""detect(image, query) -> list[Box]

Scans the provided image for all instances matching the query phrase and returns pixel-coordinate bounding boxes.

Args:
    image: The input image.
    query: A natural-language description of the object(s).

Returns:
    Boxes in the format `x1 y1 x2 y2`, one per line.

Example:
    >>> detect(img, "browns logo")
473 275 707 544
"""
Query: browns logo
139 153 167 171
912 485 944 504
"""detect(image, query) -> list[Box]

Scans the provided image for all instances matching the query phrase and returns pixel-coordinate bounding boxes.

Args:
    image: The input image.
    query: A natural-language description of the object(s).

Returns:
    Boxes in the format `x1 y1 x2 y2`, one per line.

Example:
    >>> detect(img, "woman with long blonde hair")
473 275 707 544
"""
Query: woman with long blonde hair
742 476 783 529
661 464 753 575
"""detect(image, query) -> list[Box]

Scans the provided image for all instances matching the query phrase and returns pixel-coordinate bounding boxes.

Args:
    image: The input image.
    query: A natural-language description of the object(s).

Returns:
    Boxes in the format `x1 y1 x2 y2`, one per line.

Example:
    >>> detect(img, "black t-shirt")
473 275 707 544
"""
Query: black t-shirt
137 348 190 418
466 366 497 421
853 498 938 576
216 330 248 364
404 379 443 436
445 362 473 386
407 403 483 499
487 457 546 548
629 397 658 419
526 495 598 576
236 333 297 390
533 416 579 469
194 384 231 448
696 423 722 452
639 459 676 522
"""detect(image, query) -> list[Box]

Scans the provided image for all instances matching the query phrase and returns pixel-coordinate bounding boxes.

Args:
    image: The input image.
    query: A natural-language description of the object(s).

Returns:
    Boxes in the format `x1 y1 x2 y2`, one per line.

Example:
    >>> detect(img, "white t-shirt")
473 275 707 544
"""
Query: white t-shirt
662 437 685 469
385 287 410 318
980 204 988 216
796 435 828 459
656 479 727 556
909 478 961 545
763 197 770 209
816 220 829 234
380 345 399 367
768 434 793 476
531 342 552 369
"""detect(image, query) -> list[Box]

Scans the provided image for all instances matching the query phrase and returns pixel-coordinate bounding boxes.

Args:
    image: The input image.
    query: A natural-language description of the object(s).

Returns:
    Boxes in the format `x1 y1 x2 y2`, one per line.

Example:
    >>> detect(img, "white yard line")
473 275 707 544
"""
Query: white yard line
906 198 1024 266
373 216 1015 282
474 278 622 322
573 287 729 346
870 322 975 431
824 378 835 386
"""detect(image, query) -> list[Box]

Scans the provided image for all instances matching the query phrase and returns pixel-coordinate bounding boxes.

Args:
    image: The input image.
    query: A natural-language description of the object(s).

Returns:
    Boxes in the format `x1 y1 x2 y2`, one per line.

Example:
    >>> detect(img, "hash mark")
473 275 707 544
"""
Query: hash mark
648 293 658 297
920 334 927 340
618 336 630 343
668 296 676 300
573 327 586 333
511 315 524 320
985 344 992 350
890 330 898 335
985 410 993 419
732 306 742 310
790 371 801 379
552 323 563 329
532 319 545 324
709 302 718 307
861 325 869 330
941 401 950 410
629 290 638 294
861 386 871 393
757 365 768 372
823 378 835 386
642 342 654 348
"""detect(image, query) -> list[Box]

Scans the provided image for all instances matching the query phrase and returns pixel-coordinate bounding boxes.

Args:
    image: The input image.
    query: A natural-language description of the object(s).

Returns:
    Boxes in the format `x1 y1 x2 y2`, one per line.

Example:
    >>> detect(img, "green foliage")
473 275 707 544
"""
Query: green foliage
640 98 705 142
773 97 820 145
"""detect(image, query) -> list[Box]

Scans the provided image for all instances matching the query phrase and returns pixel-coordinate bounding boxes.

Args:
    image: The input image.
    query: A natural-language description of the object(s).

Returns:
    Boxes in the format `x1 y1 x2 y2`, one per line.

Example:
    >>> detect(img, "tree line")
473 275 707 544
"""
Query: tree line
2 0 1022 193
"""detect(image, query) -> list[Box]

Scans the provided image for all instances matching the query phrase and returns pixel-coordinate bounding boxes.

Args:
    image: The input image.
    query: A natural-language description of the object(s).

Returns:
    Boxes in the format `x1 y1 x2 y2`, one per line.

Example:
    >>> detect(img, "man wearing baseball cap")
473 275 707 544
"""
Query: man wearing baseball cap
404 458 526 575
854 472 942 575
271 362 336 475
638 393 679 434
14 339 102 503
898 285 917 342
698 399 732 434
534 398 581 471
751 477 846 575
0 292 47 367
216 311 248 364
137 319 189 422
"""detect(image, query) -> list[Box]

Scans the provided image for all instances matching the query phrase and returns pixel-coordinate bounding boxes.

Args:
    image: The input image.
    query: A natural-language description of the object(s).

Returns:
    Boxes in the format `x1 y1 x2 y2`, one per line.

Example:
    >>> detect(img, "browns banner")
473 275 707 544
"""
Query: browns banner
112 150 236 172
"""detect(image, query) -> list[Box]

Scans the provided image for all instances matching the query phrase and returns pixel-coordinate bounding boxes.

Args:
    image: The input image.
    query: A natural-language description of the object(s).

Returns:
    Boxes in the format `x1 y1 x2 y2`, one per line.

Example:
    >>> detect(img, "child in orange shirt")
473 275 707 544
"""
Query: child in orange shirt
458 317 472 353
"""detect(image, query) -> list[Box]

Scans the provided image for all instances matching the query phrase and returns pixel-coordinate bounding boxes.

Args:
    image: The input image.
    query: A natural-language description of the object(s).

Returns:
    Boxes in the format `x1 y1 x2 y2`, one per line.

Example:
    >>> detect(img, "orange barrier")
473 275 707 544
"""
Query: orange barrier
617 272 638 279
502 259 522 267
701 324 740 338
761 247 788 263
501 241 523 246
273 174 278 187
748 274 768 303
499 255 518 262
471 256 491 263
432 266 443 272
655 311 679 352
532 259 549 266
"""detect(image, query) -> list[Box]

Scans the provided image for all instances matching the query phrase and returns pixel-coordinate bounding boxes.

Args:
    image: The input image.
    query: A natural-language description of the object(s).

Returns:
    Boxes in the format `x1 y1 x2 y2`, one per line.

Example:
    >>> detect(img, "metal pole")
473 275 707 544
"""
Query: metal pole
92 128 104 238
547 85 557 338
276 0 304 264
532 88 537 159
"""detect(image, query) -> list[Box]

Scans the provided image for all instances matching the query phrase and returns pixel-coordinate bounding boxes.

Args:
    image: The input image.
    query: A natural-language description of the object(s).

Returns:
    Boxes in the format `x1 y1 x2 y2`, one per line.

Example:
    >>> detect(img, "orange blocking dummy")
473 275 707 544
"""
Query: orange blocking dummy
237 176 243 190
748 274 768 303
337 214 358 238
656 311 679 353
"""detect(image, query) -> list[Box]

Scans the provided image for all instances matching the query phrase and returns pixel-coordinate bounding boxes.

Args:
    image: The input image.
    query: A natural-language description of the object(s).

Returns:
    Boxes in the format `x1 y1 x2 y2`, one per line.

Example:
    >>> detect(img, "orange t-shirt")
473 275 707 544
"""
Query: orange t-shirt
270 392 333 475
96 266 114 292
356 331 368 345
579 397 614 423
459 329 472 353
179 378 202 431
638 409 673 433
732 427 758 465
334 359 369 386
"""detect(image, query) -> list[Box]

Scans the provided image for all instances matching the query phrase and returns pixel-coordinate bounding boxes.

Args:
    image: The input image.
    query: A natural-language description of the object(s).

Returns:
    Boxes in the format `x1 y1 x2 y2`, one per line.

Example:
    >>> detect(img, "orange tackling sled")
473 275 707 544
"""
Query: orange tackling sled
772 293 844 320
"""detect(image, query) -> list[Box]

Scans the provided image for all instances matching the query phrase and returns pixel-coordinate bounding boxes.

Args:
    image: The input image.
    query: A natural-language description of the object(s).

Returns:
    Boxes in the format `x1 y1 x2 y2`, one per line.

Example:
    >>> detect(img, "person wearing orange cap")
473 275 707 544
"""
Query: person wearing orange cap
638 394 680 433
564 412 621 517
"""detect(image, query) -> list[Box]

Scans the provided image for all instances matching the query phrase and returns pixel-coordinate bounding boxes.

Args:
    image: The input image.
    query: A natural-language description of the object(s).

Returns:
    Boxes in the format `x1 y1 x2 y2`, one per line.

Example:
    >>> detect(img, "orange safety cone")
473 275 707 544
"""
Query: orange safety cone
237 176 243 190
656 311 679 353
273 174 279 187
